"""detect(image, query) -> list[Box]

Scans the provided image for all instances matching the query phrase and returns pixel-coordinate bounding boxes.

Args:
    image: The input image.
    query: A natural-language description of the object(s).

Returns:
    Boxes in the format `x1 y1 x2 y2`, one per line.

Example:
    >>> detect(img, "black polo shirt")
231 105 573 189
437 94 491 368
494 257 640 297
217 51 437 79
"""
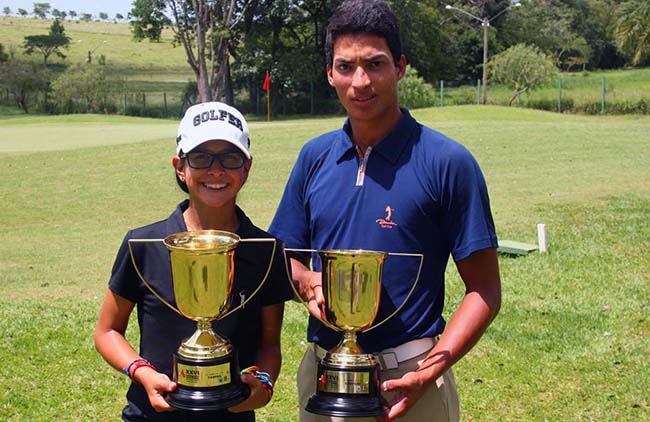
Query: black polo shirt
109 200 293 421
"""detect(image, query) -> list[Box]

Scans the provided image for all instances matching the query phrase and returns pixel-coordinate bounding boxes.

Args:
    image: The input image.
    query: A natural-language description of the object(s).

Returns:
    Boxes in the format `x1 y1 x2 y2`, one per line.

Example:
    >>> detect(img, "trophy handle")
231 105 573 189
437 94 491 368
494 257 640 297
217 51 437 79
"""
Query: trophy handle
127 238 185 318
283 248 341 332
218 238 277 319
362 252 424 333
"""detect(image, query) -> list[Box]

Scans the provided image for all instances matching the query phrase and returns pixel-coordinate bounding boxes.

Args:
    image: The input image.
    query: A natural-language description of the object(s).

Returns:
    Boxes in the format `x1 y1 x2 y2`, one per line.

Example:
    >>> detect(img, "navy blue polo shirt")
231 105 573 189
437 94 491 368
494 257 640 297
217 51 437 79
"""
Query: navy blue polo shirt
269 109 497 353
109 200 293 422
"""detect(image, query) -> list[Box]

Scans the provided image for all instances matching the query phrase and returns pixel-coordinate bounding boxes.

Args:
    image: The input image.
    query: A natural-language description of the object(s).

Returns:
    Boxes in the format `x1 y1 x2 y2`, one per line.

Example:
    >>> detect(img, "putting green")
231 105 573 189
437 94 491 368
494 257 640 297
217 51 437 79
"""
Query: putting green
0 114 177 153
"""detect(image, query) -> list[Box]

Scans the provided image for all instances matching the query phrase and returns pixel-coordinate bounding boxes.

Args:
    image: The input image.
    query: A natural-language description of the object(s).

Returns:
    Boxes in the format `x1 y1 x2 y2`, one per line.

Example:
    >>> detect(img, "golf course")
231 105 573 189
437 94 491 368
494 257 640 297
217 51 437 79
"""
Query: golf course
0 105 648 420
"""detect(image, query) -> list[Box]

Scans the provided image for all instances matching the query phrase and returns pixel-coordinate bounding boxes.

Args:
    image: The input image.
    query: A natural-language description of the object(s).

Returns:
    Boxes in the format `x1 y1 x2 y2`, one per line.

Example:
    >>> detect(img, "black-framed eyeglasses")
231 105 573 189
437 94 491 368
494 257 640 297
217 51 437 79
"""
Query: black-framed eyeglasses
184 151 247 170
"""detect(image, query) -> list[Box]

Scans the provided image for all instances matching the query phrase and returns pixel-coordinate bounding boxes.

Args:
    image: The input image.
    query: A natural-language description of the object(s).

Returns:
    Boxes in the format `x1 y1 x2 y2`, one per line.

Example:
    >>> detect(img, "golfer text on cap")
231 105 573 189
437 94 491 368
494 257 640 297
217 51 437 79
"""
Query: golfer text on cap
193 108 244 132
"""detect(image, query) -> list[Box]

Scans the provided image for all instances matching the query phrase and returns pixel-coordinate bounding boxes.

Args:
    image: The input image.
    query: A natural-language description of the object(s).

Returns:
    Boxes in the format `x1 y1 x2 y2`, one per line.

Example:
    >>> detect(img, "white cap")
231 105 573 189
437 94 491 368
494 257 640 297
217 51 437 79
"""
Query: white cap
176 102 250 159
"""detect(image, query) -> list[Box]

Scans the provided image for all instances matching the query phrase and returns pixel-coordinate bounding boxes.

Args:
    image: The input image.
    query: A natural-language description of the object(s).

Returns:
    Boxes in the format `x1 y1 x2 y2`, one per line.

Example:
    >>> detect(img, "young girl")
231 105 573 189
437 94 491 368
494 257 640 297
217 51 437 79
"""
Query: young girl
95 102 293 422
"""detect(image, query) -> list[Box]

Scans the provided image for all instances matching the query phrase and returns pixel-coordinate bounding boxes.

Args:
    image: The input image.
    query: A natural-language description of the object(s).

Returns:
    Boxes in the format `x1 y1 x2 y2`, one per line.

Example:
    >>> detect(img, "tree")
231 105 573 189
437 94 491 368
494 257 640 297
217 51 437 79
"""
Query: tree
68 10 77 19
80 13 92 22
498 0 590 70
32 2 51 19
116 13 125 21
3 6 11 16
129 0 170 42
0 58 50 112
99 12 109 21
18 8 28 17
611 0 650 65
390 0 455 84
568 0 626 70
23 19 70 65
489 43 557 106
51 64 125 113
130 0 250 103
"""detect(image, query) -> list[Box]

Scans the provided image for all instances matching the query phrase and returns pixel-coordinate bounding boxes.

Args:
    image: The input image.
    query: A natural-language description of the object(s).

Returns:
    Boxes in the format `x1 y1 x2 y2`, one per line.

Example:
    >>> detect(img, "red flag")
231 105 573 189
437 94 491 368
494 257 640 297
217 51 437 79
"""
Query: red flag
262 71 270 92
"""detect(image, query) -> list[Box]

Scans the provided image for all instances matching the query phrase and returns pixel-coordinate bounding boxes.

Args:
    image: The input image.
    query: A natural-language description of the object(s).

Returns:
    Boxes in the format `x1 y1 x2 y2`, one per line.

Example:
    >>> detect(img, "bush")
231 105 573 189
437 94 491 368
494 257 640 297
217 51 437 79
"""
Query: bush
398 66 437 109
526 97 574 113
51 64 124 114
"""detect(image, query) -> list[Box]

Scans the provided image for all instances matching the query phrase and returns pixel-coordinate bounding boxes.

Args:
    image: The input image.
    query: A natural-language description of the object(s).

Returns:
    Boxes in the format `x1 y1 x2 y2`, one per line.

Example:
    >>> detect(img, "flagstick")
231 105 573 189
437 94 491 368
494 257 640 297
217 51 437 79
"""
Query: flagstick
267 89 270 122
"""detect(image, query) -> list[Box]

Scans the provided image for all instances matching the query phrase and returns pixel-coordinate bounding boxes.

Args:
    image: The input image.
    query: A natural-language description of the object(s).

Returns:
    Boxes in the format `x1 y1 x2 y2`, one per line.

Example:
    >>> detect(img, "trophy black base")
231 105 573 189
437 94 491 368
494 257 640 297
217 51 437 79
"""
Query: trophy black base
168 353 250 411
306 362 389 417
306 393 390 418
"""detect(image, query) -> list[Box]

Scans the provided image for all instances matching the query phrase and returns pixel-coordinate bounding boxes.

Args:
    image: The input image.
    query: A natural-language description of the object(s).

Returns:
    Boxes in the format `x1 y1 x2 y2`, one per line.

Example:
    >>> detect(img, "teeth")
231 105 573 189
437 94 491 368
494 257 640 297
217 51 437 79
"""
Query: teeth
204 183 227 189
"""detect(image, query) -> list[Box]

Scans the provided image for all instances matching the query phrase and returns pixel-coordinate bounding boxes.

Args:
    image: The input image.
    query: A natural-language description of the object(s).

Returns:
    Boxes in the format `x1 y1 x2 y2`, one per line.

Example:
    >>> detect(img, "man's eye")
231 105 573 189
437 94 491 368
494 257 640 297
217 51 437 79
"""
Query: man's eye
337 63 351 72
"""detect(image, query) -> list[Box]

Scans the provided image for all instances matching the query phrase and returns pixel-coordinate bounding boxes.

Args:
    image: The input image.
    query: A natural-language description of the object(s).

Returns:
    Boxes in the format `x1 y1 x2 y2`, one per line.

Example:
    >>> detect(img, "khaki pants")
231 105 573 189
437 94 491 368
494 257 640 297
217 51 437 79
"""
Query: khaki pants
297 345 460 422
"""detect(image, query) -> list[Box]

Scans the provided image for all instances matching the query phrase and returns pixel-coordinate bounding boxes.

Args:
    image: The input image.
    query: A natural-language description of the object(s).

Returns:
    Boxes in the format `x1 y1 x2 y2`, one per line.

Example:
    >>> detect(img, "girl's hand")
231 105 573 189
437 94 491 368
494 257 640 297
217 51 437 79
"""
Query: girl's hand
135 366 177 412
228 374 271 413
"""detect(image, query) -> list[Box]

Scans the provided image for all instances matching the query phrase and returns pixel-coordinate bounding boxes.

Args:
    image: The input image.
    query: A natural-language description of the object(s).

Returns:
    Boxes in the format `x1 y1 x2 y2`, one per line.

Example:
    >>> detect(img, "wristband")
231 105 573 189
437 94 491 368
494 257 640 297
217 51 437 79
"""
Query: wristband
122 358 144 377
123 358 157 384
241 366 274 402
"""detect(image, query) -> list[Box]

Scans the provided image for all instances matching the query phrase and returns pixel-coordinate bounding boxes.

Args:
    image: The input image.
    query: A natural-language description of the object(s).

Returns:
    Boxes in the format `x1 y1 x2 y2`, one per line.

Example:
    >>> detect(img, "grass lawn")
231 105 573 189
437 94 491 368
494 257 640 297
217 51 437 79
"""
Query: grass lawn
0 106 649 421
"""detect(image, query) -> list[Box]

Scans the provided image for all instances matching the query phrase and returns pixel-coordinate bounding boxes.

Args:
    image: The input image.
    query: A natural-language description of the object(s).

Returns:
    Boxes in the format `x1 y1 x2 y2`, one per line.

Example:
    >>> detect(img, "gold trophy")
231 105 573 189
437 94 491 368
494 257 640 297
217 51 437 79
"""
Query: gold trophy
285 249 422 417
128 230 275 411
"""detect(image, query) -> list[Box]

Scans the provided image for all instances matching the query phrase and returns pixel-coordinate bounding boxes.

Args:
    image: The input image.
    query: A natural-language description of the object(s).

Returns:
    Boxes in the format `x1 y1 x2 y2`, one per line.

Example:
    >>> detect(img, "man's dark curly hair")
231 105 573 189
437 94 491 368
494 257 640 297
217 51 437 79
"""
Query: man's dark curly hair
325 0 402 67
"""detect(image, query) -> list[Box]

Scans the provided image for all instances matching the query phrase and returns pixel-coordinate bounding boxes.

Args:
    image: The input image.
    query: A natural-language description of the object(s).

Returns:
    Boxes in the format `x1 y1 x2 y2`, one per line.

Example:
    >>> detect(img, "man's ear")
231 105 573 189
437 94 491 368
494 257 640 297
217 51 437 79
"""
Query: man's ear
326 64 334 86
173 155 185 182
396 54 407 81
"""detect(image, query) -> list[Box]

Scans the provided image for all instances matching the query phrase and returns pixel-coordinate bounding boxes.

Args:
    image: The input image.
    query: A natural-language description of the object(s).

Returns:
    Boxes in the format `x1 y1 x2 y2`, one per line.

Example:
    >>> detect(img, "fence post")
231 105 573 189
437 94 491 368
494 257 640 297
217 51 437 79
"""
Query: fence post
477 79 481 105
164 92 168 117
440 80 444 107
558 78 563 113
601 77 606 114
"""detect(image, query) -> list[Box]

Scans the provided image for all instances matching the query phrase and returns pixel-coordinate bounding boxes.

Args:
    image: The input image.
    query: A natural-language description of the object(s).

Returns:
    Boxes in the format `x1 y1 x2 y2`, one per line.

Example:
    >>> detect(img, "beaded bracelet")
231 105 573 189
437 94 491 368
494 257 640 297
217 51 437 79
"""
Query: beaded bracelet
123 358 157 384
241 366 274 402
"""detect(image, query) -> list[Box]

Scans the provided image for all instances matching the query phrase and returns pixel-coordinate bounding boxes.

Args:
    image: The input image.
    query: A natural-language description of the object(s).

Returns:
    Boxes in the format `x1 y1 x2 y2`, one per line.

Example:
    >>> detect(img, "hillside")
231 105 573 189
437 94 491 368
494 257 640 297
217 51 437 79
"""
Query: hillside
0 16 191 79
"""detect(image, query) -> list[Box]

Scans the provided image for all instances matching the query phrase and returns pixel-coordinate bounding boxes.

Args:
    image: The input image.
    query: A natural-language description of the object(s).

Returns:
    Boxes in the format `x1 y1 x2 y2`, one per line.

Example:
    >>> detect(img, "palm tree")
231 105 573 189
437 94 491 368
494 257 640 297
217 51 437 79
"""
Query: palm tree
611 0 650 65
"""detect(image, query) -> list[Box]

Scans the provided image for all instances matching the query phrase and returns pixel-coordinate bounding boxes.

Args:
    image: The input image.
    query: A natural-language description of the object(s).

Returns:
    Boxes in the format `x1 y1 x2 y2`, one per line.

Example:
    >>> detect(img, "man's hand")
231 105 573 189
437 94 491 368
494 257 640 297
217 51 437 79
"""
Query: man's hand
381 371 427 421
229 374 270 412
135 366 177 412
290 258 327 321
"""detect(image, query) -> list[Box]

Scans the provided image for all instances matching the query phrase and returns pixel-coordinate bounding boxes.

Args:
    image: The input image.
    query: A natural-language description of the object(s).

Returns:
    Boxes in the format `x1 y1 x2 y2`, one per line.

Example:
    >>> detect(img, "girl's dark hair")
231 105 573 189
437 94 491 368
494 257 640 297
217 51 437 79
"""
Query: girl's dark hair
325 0 402 67
175 156 189 193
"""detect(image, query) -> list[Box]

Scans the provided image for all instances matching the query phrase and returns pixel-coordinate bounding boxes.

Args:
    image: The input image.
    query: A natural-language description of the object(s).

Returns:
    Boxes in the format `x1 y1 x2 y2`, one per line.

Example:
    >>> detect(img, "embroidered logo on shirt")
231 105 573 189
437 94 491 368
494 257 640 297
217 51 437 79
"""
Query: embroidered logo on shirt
239 290 247 308
376 206 398 229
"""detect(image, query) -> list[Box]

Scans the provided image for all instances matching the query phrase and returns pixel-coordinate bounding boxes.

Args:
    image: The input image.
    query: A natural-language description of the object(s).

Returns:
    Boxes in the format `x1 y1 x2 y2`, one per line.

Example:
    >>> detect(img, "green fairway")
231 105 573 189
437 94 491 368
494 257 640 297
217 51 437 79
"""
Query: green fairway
1 106 648 421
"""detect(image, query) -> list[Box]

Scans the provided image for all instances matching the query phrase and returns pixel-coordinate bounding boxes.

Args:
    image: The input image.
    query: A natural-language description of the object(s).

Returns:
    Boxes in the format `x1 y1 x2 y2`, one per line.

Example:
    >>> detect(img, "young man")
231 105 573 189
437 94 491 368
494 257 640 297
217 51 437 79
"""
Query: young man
269 1 501 421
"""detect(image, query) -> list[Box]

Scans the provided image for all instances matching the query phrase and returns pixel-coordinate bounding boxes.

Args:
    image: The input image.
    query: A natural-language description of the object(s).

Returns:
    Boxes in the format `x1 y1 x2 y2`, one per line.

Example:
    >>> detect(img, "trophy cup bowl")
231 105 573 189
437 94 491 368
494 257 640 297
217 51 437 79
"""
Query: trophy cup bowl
128 230 277 411
162 230 249 411
305 249 390 418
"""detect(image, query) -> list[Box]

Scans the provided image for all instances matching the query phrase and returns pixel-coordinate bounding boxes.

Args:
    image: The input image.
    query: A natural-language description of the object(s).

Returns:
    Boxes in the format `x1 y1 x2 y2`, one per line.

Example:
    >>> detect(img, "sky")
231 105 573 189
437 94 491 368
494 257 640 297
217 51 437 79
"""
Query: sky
2 0 133 18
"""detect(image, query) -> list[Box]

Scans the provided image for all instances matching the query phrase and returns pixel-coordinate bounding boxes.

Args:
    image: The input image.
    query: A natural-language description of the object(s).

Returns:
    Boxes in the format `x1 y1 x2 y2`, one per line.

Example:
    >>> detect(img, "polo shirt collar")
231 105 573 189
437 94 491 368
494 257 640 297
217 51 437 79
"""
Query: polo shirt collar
334 108 419 164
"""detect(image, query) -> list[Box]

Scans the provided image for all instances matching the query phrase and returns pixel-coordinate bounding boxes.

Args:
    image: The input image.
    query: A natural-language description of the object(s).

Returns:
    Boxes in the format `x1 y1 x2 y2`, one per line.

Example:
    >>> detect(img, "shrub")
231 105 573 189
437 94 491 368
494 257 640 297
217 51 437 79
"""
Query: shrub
398 66 437 109
526 97 574 113
51 64 124 114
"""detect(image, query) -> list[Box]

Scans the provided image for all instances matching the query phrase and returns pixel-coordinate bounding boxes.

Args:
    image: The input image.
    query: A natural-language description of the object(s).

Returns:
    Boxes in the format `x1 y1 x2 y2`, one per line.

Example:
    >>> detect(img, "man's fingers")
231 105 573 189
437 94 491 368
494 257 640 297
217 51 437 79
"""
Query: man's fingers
312 284 325 306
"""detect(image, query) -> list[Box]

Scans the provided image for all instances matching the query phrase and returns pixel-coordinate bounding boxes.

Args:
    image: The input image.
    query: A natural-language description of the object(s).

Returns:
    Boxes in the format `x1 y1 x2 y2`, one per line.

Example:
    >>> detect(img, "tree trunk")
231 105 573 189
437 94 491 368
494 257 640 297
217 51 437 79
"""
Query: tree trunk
508 88 527 106
17 90 28 113
195 0 212 102
224 59 233 105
